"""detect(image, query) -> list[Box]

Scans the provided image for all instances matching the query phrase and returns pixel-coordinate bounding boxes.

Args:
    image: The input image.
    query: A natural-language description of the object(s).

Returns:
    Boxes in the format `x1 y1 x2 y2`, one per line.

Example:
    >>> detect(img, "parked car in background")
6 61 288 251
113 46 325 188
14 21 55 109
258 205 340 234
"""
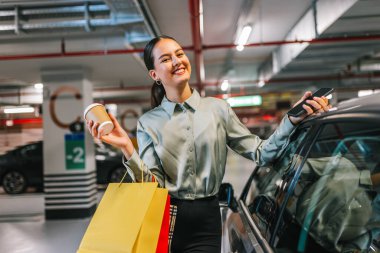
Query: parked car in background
220 93 380 253
0 141 131 194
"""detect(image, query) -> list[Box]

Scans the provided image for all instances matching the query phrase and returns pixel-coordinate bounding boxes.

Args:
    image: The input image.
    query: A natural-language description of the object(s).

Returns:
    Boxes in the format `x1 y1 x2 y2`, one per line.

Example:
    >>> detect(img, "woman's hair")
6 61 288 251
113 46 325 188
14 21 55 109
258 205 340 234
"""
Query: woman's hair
143 35 177 108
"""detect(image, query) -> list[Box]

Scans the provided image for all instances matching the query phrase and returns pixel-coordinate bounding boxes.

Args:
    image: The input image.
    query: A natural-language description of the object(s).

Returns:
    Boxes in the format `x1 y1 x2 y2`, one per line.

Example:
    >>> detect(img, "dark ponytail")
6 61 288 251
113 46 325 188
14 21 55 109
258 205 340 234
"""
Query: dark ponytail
151 82 166 109
143 35 177 108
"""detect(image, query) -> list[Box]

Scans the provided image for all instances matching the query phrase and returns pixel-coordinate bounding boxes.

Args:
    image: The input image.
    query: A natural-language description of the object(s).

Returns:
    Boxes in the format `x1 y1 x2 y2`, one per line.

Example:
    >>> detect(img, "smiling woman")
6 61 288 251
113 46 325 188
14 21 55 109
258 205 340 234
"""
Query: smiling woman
84 35 331 253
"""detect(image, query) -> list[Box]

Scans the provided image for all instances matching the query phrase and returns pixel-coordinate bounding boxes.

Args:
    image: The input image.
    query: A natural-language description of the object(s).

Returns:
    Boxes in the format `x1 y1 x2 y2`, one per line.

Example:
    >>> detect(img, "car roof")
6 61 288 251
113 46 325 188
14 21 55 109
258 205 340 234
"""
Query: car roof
302 92 380 123
334 92 380 113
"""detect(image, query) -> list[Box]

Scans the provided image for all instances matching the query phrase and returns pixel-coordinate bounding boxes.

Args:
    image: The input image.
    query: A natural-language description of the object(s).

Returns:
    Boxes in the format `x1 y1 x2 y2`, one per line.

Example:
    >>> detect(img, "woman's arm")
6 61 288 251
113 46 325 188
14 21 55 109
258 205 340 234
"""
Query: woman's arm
86 114 164 185
226 92 330 166
122 120 165 185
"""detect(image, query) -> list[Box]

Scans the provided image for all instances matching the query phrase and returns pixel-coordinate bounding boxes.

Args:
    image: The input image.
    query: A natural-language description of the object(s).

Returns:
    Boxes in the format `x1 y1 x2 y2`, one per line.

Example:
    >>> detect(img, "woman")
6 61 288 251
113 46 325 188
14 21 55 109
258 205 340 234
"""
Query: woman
87 35 330 252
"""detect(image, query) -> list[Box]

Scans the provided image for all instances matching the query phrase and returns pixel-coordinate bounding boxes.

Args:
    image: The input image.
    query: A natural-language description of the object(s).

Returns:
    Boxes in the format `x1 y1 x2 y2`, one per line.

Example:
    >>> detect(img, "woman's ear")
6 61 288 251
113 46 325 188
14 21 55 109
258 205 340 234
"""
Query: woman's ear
149 70 158 81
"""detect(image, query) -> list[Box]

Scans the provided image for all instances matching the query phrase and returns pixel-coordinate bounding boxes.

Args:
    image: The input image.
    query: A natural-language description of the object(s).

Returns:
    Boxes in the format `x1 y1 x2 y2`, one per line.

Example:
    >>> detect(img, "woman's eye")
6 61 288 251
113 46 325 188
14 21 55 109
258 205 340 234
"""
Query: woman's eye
177 53 184 57
161 58 170 63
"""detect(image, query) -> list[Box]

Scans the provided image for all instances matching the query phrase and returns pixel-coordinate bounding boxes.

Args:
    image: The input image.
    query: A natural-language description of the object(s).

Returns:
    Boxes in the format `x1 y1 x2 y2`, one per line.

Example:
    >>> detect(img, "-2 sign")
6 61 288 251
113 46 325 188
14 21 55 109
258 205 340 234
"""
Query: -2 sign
65 133 85 170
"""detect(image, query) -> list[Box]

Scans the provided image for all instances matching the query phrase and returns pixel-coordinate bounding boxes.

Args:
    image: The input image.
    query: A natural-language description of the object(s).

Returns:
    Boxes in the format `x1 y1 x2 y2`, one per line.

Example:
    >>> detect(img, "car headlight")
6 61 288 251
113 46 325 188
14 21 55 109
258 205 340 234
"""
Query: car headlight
95 155 107 161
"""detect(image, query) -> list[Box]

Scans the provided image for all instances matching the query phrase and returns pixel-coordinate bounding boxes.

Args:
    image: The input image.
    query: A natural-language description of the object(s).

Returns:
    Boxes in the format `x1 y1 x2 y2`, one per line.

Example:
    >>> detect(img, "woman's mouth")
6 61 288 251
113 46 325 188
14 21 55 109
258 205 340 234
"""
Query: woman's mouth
172 68 186 75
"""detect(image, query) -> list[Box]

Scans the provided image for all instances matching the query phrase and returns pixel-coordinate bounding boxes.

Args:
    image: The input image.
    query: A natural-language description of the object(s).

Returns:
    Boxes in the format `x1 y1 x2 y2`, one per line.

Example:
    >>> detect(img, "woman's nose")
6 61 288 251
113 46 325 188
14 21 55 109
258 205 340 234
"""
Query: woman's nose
172 56 180 66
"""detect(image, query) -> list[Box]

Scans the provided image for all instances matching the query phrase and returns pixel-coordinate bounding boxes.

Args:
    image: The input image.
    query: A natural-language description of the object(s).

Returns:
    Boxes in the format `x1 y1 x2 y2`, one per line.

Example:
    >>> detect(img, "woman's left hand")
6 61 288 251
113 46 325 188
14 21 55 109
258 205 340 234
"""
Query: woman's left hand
289 91 331 125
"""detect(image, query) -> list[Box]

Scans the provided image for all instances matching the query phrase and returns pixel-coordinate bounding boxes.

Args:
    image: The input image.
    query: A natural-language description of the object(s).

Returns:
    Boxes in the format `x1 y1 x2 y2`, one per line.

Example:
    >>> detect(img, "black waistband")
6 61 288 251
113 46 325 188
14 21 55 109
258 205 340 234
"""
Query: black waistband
170 195 217 204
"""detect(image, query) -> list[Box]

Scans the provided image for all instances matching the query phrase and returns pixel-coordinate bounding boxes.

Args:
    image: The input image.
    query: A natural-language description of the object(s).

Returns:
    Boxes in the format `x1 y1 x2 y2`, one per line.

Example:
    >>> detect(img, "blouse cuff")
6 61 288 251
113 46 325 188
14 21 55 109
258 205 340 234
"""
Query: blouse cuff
122 149 143 176
359 170 372 187
280 115 297 135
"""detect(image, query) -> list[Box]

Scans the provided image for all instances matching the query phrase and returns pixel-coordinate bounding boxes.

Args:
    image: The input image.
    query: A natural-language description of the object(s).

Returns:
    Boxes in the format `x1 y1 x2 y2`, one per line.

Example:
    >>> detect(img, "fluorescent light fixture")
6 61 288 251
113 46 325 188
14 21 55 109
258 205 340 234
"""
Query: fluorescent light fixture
34 83 43 89
235 25 252 51
221 80 229 91
226 95 262 107
4 106 35 114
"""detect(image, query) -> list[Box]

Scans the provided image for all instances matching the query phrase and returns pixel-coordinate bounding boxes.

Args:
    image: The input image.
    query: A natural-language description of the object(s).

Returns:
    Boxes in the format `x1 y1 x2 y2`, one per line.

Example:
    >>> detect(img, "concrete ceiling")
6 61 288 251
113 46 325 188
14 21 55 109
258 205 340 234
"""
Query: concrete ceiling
0 0 379 105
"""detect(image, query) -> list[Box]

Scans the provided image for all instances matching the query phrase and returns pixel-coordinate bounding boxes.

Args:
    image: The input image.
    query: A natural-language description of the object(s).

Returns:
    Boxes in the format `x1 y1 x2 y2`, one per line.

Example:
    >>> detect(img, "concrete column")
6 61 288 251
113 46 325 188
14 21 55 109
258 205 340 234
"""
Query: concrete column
41 68 96 219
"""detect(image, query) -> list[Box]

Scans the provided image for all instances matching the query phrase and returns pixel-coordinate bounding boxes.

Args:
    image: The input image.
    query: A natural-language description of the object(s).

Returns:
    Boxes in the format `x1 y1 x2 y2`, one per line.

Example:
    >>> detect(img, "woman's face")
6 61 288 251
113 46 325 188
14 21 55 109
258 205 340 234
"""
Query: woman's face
149 38 191 90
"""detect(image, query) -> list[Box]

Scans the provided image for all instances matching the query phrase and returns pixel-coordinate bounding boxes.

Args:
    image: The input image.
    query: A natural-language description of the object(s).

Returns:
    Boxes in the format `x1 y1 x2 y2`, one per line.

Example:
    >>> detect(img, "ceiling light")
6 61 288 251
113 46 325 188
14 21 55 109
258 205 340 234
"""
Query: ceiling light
258 79 265 87
4 106 35 114
235 25 252 51
5 120 14 127
236 45 244 51
221 80 229 91
34 83 43 90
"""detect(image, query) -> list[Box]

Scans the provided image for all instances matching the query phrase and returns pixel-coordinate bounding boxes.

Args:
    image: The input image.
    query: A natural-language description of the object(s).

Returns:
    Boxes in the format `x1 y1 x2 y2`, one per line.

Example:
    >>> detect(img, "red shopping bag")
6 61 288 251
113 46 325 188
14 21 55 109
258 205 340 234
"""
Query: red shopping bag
156 195 170 253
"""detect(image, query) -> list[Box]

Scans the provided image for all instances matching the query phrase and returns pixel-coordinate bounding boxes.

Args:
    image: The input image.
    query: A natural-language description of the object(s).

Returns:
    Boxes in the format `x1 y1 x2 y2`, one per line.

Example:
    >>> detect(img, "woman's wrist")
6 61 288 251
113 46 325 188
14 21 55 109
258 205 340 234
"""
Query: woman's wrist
288 115 298 126
120 141 135 160
371 172 380 187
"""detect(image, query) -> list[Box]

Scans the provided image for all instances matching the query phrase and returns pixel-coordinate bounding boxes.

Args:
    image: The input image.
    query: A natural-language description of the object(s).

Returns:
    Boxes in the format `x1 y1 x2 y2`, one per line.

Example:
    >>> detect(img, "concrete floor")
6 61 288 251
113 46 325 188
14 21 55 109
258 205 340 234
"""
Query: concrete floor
0 151 254 253
0 218 90 253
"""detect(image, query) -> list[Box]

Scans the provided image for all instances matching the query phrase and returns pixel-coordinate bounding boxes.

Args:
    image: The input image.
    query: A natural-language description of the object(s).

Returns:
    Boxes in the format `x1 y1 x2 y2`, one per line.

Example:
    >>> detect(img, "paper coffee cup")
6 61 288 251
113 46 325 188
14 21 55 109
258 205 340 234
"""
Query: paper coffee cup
84 103 114 135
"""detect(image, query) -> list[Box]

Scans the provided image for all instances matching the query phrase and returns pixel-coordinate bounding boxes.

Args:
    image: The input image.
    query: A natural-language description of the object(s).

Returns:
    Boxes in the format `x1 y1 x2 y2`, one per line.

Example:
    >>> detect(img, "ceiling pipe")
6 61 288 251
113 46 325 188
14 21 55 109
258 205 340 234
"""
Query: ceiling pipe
188 0 205 94
1 34 380 61
0 0 100 7
0 47 145 61
203 34 380 50
204 71 380 87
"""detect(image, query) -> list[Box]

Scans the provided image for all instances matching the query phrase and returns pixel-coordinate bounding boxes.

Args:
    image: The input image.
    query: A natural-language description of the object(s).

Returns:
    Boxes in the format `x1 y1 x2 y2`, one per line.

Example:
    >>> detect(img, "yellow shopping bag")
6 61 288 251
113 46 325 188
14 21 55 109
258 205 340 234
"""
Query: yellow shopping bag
77 182 169 253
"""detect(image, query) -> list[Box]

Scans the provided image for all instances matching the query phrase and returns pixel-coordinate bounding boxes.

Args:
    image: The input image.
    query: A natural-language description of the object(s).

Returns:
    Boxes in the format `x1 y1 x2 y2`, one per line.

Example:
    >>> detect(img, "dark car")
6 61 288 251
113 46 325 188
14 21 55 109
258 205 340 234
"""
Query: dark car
0 141 131 194
220 93 380 253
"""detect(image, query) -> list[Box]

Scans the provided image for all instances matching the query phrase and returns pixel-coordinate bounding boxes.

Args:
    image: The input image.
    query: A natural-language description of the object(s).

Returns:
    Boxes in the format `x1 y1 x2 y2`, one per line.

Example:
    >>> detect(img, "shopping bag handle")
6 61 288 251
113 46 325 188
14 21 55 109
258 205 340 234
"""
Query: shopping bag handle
118 160 144 187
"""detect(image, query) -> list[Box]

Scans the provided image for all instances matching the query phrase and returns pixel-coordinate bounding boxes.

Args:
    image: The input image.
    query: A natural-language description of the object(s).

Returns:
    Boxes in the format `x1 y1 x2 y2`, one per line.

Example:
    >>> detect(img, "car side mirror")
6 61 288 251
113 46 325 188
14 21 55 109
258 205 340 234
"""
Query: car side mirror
218 182 238 212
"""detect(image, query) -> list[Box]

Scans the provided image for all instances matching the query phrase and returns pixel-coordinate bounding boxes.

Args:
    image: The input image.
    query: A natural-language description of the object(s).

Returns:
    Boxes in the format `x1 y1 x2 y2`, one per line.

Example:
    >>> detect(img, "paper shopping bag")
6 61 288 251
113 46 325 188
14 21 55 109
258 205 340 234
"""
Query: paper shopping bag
77 182 169 253
133 190 170 253
156 195 170 253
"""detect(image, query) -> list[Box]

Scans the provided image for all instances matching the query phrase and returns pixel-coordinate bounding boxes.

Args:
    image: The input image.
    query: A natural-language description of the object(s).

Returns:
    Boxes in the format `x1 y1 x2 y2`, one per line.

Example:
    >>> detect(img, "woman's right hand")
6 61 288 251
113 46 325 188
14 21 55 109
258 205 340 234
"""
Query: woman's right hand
86 113 135 159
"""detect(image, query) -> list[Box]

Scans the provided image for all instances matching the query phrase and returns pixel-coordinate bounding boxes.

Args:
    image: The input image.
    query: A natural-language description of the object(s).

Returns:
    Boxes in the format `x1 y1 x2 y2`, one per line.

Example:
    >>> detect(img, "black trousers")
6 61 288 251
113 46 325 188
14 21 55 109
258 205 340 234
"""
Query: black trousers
170 196 222 253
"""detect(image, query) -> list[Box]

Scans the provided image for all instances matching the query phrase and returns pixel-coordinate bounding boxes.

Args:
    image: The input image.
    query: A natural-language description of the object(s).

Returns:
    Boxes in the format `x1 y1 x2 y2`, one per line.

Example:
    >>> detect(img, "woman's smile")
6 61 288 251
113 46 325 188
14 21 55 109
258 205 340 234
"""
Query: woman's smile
172 67 186 75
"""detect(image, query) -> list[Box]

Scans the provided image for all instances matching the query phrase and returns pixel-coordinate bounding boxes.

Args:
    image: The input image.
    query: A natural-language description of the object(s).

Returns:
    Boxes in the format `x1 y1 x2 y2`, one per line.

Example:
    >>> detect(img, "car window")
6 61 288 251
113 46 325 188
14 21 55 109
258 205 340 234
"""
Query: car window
279 122 380 253
20 143 41 157
243 126 311 241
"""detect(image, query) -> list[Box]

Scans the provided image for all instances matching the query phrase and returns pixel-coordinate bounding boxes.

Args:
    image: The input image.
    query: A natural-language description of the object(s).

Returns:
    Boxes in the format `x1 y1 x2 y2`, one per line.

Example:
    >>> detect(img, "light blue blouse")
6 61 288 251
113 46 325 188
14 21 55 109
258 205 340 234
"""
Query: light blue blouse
123 89 295 200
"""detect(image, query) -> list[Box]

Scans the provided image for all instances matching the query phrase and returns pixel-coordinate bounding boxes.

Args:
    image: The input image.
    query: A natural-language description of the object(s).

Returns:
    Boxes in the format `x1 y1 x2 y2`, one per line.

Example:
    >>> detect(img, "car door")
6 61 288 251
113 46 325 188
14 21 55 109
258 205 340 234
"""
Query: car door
19 142 43 185
269 116 380 253
224 124 314 253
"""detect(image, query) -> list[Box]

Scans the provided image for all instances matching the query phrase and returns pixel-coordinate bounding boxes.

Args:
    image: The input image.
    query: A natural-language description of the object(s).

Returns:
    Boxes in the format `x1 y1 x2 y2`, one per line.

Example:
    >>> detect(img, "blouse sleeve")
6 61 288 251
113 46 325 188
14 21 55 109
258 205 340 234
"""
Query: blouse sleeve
122 120 165 186
226 103 295 166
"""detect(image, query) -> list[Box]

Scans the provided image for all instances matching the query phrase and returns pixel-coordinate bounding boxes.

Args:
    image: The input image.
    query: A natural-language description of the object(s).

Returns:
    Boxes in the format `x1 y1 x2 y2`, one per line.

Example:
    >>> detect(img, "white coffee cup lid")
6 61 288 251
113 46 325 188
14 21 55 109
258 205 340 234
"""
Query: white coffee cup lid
98 121 114 135
83 103 103 119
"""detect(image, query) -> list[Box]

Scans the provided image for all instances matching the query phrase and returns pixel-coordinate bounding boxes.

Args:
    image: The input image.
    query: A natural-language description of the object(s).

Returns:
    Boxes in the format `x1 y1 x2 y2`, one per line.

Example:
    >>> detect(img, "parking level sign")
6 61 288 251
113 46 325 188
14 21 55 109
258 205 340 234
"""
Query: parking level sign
65 133 85 170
